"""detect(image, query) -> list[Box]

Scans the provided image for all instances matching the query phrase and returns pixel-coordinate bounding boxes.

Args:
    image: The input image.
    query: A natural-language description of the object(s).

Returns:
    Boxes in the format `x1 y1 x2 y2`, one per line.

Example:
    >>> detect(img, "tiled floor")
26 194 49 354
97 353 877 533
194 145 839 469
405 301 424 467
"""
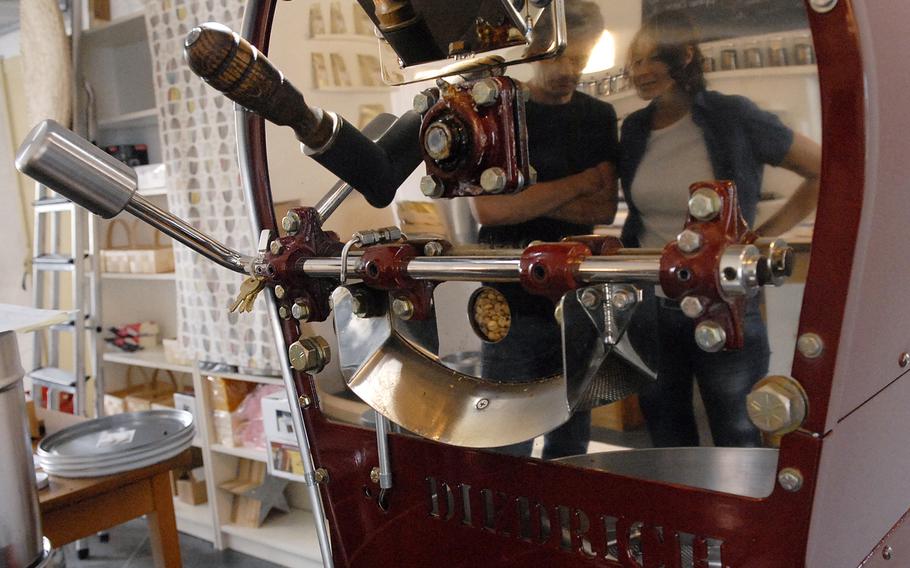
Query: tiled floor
60 519 279 568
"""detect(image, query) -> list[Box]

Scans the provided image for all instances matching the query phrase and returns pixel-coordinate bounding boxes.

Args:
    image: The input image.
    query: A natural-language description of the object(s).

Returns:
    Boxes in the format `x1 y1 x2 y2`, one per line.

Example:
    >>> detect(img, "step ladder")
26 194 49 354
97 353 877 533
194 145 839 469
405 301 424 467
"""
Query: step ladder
28 183 104 417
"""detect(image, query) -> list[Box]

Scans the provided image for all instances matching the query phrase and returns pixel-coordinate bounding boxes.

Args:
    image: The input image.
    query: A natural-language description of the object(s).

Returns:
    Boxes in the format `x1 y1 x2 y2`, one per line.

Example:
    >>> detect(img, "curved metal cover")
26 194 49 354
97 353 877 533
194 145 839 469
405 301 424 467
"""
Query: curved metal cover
557 447 780 498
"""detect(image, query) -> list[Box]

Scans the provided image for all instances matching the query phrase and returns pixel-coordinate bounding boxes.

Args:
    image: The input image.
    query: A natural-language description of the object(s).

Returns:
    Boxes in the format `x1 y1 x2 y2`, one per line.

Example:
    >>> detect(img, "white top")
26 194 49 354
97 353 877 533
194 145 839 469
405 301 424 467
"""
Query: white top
631 114 714 248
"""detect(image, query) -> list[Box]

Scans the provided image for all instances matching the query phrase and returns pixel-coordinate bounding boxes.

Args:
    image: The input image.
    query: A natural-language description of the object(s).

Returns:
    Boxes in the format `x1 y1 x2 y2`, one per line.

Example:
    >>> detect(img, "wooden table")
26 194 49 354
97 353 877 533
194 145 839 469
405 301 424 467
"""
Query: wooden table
38 449 192 568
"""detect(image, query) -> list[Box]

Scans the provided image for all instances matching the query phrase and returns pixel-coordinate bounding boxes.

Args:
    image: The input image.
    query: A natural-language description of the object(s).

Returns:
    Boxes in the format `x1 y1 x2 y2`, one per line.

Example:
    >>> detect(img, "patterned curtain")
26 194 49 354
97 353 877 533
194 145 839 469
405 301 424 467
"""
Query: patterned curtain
146 0 281 373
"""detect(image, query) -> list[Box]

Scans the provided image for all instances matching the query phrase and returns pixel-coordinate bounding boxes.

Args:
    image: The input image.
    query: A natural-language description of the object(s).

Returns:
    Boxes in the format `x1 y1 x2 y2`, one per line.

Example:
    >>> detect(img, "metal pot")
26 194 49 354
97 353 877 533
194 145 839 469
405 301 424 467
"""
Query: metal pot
0 330 46 568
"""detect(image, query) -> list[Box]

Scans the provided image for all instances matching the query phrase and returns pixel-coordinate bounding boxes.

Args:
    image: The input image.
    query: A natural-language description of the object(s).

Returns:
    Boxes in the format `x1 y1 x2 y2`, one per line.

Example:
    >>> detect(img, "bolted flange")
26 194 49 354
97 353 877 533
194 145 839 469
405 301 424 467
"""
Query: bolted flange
688 188 722 221
288 336 331 373
694 320 726 352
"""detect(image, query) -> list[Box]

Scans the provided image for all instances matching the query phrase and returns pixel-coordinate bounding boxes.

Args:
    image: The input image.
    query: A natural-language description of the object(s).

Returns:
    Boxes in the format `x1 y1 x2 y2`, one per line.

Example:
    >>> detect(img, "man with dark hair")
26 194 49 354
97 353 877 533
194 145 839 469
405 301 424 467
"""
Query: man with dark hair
470 0 620 459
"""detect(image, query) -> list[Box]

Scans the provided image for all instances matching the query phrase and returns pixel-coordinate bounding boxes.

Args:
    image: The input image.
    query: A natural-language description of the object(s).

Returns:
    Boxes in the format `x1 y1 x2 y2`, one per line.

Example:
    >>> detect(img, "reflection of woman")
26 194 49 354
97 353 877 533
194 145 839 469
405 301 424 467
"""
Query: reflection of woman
619 12 821 447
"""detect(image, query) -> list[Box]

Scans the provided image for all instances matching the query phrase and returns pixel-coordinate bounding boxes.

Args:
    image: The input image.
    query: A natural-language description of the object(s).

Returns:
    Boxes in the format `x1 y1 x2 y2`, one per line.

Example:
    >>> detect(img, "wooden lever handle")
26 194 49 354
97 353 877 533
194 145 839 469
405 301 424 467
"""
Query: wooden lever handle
184 22 332 147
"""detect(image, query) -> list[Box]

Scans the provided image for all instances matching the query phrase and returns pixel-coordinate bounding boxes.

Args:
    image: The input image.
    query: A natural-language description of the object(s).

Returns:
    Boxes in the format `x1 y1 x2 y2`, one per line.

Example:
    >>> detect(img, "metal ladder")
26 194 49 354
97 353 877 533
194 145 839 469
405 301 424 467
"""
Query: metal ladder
28 183 103 418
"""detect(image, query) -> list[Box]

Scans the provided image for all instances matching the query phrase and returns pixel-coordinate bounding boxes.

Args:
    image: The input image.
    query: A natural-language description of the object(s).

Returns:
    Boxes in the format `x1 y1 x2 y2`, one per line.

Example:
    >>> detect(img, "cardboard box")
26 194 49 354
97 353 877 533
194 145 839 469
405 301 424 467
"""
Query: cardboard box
176 467 207 505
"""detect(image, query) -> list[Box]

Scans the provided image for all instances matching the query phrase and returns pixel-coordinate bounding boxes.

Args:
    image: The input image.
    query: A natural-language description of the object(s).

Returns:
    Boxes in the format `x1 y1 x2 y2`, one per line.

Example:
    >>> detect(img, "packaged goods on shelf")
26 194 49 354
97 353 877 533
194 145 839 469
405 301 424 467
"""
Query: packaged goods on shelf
135 163 166 192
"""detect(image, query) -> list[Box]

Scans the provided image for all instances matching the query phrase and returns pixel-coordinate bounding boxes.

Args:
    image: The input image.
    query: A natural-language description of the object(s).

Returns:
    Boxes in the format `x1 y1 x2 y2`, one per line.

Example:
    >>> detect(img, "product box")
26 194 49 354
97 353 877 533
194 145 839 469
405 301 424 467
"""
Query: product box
261 394 296 444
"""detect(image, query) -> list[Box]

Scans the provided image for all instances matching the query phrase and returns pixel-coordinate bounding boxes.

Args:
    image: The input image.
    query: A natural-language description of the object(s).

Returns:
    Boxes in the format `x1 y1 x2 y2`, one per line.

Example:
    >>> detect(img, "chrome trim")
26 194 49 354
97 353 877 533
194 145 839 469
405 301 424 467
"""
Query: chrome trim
302 110 341 157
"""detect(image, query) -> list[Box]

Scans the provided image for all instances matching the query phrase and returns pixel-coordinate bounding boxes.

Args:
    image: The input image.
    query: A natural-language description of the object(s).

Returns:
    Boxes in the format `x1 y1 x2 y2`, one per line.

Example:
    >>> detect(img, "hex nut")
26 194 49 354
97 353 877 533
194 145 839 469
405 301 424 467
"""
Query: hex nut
746 376 807 434
392 297 415 320
688 188 722 221
612 290 636 311
269 240 284 255
778 467 803 492
413 92 434 114
282 211 301 234
797 333 824 359
680 296 706 318
420 175 444 198
694 320 726 352
274 285 286 300
291 300 310 321
471 79 500 106
480 167 507 194
278 306 290 320
579 288 600 309
288 336 331 373
677 229 703 254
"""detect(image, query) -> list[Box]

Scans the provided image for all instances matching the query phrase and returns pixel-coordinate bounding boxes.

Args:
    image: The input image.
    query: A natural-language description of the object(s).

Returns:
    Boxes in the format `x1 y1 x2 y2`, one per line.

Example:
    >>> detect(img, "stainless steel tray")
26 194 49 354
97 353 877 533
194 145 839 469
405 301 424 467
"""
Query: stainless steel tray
37 409 193 460
556 447 779 498
37 427 194 468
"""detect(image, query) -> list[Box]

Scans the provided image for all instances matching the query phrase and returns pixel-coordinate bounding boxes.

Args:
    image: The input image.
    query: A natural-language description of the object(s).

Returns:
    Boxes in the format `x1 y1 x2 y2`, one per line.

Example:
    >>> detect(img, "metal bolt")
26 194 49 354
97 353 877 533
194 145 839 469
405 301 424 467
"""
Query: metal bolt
413 92 434 114
527 165 538 185
291 299 310 321
746 376 807 434
611 290 636 311
553 303 563 325
420 175 444 198
424 122 454 161
688 188 722 221
476 398 489 410
350 290 370 318
424 241 444 256
901 353 910 368
298 394 312 408
694 320 727 352
274 285 286 300
883 545 893 561
809 0 838 13
777 468 803 492
370 467 381 484
480 167 507 194
579 288 600 309
278 306 290 320
797 333 824 359
269 240 284 255
471 79 500 106
282 211 301 235
314 468 330 484
680 296 706 318
391 297 415 320
288 336 331 373
676 229 703 254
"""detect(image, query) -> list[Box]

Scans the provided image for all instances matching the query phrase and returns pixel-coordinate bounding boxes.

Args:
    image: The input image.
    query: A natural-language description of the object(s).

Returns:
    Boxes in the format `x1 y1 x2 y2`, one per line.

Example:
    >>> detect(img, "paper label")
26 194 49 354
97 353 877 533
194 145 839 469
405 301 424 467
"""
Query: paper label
96 429 136 448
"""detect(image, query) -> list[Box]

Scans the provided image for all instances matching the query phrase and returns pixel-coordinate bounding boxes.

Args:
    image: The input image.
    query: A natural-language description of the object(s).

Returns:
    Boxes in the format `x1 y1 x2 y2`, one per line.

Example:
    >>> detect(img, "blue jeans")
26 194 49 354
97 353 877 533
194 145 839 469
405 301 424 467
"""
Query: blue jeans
637 301 770 447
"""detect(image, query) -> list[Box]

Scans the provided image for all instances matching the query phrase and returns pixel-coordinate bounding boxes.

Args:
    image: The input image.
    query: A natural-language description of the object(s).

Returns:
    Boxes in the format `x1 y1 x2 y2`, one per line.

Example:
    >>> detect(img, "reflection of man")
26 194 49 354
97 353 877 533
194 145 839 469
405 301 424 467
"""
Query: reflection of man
470 1 619 459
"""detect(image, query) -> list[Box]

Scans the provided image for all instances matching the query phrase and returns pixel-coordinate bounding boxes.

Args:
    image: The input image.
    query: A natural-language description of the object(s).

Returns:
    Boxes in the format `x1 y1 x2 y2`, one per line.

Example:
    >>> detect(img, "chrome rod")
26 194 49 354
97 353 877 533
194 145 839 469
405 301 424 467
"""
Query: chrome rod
299 255 662 284
374 410 393 490
125 194 253 274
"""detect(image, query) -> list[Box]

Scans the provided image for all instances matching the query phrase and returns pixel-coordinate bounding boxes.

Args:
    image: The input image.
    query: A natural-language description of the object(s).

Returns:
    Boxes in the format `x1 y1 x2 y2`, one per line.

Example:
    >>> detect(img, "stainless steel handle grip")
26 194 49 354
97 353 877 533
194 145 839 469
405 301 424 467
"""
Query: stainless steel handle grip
16 119 137 218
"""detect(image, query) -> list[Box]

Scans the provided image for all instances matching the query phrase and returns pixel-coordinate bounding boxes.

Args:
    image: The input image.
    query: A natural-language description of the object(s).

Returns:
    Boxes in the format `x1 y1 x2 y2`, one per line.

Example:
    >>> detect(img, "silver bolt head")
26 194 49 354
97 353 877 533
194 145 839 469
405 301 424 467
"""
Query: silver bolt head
471 79 500 106
480 167 507 194
677 229 703 254
282 211 301 234
274 285 286 299
694 320 727 352
579 288 600 309
391 297 415 320
291 300 310 321
612 290 636 311
424 123 453 161
288 336 331 373
424 241 444 256
688 188 722 221
680 296 706 318
278 306 290 320
269 240 284 255
413 92 433 114
777 467 804 492
420 175 444 198
797 333 824 358
747 384 795 433
900 352 910 368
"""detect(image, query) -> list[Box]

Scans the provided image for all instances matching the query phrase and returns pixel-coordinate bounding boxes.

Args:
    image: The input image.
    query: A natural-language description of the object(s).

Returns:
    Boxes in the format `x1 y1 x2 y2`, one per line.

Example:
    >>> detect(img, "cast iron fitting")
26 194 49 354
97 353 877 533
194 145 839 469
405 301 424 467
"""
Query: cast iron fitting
688 188 722 221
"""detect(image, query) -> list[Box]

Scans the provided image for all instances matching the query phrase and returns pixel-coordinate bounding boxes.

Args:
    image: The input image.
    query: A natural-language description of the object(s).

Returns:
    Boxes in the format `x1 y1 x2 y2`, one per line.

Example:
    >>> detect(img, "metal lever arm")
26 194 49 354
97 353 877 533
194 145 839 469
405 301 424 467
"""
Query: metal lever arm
186 22 422 208
16 120 254 274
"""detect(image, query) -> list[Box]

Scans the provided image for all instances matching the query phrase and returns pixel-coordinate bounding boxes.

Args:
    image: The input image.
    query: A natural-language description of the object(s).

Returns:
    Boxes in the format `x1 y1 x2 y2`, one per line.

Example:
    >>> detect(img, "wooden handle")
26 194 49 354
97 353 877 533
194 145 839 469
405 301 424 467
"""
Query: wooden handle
184 22 333 146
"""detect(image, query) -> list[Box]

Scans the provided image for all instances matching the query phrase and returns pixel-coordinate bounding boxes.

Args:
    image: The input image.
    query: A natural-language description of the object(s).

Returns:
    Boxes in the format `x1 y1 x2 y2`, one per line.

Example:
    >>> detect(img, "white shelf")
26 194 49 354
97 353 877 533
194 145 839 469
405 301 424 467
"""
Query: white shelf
310 33 376 44
101 272 175 281
210 443 268 463
201 368 283 386
173 498 214 541
102 346 194 374
97 107 158 129
222 508 323 567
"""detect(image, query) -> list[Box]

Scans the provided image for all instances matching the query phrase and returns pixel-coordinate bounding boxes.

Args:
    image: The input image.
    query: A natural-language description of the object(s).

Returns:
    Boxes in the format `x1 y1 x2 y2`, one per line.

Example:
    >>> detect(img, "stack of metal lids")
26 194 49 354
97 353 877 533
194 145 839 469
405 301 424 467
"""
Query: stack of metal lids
36 409 194 478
